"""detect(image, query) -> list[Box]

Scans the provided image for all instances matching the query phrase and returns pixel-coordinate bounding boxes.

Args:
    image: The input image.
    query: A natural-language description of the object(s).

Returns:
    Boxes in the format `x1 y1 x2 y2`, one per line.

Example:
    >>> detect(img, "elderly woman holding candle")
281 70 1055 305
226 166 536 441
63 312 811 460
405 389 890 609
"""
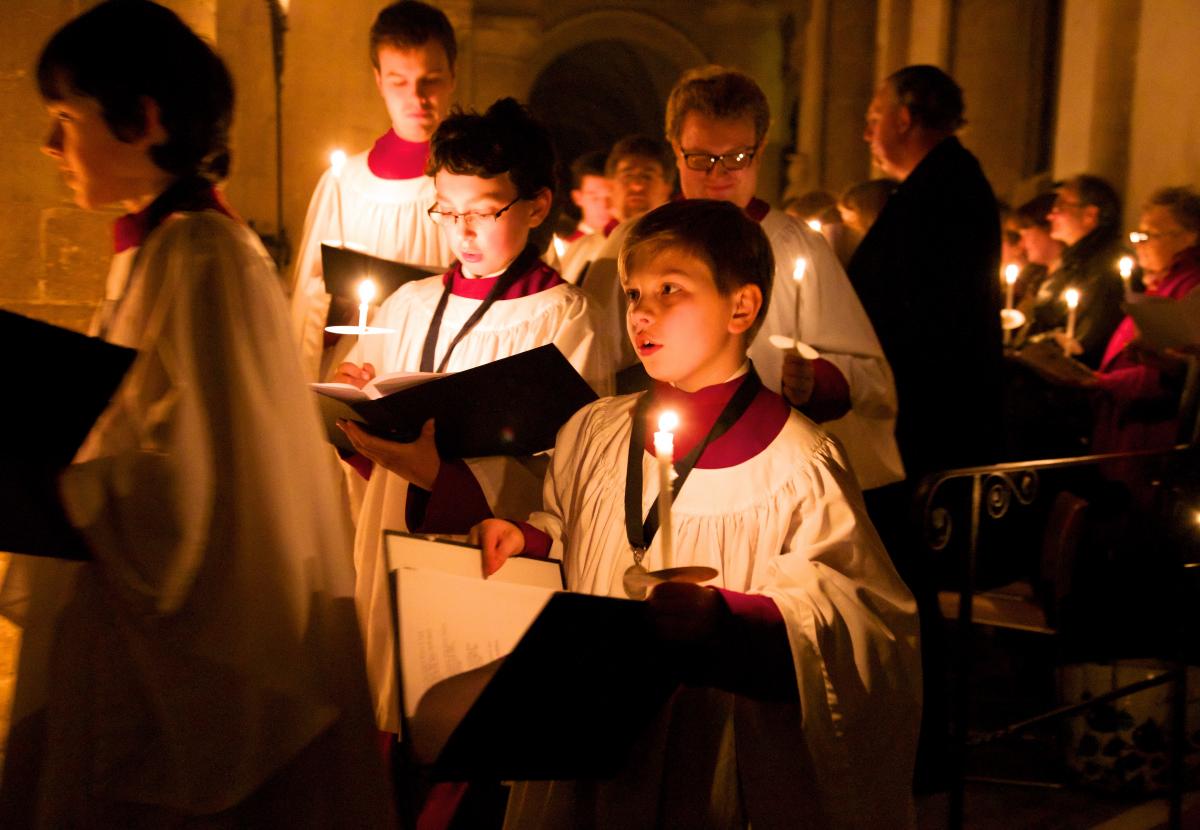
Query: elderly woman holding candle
1088 187 1200 453
0 2 392 825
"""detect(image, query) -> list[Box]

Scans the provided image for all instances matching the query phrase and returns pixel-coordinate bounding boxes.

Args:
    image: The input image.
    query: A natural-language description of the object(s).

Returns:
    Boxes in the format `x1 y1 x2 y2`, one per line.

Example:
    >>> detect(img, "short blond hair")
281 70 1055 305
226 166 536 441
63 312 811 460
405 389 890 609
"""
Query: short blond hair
665 66 770 147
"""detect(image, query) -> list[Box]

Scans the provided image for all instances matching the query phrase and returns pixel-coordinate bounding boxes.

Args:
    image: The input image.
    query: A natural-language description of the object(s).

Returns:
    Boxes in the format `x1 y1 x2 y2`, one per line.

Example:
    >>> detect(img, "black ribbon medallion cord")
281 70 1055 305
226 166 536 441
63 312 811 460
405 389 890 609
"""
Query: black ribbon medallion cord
419 243 541 374
624 367 762 556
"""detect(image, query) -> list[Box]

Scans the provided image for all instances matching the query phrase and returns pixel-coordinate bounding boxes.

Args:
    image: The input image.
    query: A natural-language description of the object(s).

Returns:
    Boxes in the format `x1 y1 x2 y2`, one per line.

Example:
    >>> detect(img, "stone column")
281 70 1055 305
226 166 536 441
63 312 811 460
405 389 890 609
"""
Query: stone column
1051 0 1141 196
907 0 953 67
1125 0 1200 226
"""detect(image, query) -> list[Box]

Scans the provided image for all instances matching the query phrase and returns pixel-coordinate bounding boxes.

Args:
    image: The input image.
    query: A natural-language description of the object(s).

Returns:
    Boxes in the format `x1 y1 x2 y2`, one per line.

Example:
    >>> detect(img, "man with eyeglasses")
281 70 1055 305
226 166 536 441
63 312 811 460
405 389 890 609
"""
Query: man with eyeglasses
1034 174 1127 367
665 65 902 495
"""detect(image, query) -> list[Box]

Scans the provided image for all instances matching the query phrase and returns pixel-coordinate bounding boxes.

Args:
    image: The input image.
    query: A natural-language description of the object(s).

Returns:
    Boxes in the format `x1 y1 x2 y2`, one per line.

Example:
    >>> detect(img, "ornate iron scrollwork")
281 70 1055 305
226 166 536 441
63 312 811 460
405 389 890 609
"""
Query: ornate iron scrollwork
984 470 1038 519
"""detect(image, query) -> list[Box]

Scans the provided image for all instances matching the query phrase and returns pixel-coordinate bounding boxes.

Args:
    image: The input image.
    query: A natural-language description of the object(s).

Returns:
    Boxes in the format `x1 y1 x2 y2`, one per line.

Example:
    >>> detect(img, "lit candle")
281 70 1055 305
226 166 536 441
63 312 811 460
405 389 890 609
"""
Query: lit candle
552 234 565 260
330 149 347 247
1004 263 1019 310
1119 255 1134 285
653 410 678 569
357 278 376 331
806 218 823 233
793 257 807 346
1064 288 1080 341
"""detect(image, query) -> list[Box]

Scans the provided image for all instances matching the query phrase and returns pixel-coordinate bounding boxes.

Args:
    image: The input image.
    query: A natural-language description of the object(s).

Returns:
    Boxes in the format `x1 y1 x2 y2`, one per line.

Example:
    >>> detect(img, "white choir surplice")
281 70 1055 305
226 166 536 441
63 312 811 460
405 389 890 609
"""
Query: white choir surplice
575 205 902 490
289 146 453 381
0 211 391 826
575 220 637 371
559 228 607 285
348 269 609 732
504 391 921 830
751 207 904 489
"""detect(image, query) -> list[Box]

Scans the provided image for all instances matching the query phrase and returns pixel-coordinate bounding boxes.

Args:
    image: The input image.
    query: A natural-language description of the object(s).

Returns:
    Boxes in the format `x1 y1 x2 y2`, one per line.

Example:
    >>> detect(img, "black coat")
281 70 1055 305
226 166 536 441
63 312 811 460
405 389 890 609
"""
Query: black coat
847 137 1003 477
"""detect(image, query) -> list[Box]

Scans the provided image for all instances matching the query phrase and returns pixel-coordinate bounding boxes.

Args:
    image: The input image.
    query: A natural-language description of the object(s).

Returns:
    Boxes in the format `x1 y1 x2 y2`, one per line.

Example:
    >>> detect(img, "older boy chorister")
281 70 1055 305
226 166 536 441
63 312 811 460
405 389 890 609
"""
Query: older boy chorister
289 1 458 381
475 200 921 830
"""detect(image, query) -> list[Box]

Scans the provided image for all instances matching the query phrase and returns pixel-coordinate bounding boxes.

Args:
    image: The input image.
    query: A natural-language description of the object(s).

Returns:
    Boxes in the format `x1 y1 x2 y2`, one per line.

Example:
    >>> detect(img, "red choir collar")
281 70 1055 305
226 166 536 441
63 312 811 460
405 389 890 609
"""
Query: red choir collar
442 257 566 300
565 227 587 243
367 129 430 180
743 197 770 224
603 216 620 237
113 178 234 253
644 370 789 468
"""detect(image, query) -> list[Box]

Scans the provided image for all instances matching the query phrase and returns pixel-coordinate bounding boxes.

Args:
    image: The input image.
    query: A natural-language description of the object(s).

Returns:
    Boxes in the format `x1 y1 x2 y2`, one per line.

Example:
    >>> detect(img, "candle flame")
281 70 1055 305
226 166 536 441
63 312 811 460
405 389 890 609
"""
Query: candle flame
552 235 565 259
1004 263 1019 285
1119 256 1134 279
658 410 679 433
806 218 822 232
1064 287 1080 309
357 278 377 304
793 257 807 283
330 149 347 177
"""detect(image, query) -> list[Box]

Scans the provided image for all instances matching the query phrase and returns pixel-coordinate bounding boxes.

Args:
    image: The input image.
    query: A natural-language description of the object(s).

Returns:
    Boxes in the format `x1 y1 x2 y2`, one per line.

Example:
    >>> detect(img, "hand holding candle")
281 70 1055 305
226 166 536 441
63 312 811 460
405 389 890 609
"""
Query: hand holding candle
654 410 678 569
330 149 347 247
1064 287 1080 342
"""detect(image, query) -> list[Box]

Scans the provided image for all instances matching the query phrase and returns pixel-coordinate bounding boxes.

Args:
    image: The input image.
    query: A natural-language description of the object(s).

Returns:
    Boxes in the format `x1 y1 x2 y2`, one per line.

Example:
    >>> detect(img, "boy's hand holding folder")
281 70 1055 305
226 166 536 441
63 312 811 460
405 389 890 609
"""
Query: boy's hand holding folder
310 344 598 460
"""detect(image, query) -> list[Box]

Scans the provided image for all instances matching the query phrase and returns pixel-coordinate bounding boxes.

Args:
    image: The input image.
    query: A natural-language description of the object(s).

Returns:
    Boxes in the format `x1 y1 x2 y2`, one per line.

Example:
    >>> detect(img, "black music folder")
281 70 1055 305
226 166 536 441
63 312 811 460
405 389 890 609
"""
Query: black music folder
0 309 136 559
320 244 441 302
426 592 678 781
313 344 598 459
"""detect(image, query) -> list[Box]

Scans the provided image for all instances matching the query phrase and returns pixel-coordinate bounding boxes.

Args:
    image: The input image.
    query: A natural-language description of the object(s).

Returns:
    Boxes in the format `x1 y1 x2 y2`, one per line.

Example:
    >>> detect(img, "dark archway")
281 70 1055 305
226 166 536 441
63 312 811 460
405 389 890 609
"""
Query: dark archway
528 39 689 230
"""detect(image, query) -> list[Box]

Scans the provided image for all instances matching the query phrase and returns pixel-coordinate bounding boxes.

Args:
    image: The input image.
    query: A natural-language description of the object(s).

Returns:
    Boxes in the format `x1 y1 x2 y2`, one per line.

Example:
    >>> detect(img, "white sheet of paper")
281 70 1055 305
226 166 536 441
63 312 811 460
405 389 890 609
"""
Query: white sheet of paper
385 533 563 720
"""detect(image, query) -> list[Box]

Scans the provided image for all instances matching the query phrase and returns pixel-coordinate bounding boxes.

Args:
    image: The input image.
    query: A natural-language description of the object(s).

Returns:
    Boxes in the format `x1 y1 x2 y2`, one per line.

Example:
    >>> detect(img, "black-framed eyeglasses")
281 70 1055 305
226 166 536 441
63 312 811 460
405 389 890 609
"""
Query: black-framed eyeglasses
680 149 757 173
427 196 522 229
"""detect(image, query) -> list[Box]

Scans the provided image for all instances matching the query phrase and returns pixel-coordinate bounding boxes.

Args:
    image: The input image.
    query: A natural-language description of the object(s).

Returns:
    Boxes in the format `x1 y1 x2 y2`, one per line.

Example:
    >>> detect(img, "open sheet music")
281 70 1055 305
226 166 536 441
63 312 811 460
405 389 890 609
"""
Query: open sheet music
385 532 563 724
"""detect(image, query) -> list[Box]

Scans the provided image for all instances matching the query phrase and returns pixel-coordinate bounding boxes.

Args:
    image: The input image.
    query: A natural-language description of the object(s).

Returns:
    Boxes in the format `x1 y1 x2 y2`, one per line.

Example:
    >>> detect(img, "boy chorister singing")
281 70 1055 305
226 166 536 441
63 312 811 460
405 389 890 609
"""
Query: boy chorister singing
289 1 457 381
334 98 609 735
475 200 921 829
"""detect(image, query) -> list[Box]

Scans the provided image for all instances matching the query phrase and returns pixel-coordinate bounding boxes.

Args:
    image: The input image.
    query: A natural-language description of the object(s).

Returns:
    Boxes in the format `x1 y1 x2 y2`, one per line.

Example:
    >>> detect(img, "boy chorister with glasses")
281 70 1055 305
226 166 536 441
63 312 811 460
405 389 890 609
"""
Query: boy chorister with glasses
474 200 921 830
333 97 610 737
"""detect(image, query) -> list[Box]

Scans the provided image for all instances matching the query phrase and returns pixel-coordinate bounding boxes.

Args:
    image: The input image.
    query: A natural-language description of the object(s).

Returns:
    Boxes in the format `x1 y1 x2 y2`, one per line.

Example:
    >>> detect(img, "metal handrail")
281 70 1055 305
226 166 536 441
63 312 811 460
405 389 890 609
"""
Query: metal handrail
919 444 1197 829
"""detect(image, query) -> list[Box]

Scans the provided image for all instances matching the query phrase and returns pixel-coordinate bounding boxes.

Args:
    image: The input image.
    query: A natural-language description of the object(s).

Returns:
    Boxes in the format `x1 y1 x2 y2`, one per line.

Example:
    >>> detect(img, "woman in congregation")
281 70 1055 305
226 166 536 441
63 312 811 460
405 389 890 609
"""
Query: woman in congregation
0 2 393 825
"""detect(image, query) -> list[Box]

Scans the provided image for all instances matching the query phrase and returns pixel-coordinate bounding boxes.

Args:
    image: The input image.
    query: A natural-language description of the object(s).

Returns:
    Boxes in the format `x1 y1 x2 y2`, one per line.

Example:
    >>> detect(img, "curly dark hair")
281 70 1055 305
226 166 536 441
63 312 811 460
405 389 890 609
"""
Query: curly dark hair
426 97 555 200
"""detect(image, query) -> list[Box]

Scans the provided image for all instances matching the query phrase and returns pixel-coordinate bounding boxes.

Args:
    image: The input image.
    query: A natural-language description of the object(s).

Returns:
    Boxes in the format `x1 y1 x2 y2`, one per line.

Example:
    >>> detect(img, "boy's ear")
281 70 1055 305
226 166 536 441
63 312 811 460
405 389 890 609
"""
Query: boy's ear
728 284 763 336
136 97 168 147
526 187 553 229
